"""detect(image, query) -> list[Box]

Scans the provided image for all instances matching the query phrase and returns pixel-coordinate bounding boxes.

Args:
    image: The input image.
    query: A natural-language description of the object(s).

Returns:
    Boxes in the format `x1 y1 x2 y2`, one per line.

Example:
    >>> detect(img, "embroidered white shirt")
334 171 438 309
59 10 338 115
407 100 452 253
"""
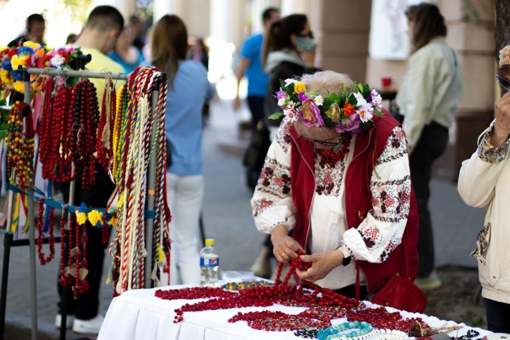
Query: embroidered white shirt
251 122 412 290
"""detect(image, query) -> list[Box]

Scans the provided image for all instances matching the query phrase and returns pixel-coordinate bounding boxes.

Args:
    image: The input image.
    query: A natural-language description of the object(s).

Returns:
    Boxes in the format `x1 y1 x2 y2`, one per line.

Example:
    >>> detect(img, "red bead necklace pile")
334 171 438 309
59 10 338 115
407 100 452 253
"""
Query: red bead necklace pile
345 306 430 332
155 249 359 327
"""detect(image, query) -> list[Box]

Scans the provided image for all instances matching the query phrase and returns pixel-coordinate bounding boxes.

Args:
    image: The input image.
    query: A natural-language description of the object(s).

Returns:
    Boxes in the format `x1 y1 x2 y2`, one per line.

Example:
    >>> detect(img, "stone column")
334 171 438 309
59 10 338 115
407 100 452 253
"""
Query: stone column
440 0 495 179
315 0 371 81
152 0 174 23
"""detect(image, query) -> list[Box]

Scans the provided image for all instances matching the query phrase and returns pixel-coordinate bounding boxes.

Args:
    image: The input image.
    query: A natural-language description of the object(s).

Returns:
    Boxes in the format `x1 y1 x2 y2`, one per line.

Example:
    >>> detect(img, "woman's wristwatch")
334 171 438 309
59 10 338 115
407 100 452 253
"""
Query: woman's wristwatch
336 245 352 266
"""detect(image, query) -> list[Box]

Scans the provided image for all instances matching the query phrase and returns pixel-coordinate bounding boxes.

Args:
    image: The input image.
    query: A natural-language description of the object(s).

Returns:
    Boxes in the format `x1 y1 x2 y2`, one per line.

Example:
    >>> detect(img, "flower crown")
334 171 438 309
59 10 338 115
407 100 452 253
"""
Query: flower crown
269 78 383 135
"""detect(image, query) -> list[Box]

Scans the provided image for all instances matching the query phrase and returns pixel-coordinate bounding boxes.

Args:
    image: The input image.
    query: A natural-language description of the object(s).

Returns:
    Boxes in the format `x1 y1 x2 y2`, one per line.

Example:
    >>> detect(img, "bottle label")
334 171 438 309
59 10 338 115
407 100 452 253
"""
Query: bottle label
200 257 219 267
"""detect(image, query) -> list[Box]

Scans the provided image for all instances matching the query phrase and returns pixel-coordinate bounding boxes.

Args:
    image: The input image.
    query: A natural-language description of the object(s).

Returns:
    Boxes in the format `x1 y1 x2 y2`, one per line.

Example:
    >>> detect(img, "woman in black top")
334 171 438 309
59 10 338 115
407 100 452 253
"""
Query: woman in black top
263 14 320 127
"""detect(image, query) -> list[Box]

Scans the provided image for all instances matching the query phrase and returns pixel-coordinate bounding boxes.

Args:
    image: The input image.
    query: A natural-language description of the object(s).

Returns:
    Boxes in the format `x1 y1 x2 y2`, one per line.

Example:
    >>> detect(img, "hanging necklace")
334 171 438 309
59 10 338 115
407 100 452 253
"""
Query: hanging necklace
36 198 55 265
6 101 35 188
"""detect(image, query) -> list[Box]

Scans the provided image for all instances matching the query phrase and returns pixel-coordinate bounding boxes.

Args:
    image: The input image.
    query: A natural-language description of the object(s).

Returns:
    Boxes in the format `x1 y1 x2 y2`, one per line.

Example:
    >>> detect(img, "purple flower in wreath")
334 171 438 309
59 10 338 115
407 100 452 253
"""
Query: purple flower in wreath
275 89 288 101
297 92 309 102
298 98 324 127
335 114 361 133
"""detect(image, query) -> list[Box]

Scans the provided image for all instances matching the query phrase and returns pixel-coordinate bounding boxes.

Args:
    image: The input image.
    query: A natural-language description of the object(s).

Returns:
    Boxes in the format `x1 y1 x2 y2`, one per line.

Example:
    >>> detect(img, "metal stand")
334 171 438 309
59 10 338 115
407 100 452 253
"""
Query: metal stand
0 65 166 339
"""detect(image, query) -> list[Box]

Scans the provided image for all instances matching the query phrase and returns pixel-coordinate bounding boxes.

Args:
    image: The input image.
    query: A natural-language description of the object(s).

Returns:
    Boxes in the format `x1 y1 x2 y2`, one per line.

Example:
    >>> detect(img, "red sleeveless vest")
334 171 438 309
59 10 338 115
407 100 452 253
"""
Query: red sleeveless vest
288 110 419 293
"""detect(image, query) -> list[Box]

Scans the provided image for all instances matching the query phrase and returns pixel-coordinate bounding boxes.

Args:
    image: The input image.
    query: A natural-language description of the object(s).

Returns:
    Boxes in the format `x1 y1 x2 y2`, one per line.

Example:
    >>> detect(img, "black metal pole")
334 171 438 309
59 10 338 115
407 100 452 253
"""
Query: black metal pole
59 229 69 340
0 233 13 340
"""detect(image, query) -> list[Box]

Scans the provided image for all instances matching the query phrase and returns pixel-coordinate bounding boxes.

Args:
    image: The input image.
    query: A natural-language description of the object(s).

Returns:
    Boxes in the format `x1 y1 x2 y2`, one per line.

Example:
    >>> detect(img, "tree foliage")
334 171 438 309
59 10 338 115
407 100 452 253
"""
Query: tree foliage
58 0 93 25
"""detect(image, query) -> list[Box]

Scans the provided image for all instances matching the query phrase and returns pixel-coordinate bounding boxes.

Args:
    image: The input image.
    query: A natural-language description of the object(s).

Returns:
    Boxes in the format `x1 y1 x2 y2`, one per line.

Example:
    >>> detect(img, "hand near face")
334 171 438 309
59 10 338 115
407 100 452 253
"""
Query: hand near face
296 250 343 282
492 91 510 146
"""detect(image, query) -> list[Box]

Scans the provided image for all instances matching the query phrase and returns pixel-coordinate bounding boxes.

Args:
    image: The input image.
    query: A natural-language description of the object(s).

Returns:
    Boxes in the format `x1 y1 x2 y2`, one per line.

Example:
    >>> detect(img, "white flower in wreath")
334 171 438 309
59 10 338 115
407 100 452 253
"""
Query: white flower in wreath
353 92 367 107
314 95 324 106
50 54 65 68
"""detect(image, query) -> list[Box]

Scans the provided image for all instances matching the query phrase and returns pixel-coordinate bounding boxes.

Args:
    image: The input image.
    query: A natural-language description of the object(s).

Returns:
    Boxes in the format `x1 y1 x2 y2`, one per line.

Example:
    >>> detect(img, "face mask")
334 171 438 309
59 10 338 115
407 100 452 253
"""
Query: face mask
294 37 316 52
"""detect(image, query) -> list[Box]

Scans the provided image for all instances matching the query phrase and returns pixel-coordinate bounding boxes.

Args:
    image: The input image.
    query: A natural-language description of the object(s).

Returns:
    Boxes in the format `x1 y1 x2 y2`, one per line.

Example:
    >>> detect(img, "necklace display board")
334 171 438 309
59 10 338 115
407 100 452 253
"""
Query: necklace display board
0 65 169 340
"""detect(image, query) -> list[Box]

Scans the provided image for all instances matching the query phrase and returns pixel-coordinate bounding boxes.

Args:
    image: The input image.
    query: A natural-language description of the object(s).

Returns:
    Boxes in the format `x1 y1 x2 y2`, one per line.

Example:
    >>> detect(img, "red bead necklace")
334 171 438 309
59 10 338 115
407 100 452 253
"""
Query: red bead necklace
345 306 430 332
58 206 72 287
315 134 352 169
36 198 55 265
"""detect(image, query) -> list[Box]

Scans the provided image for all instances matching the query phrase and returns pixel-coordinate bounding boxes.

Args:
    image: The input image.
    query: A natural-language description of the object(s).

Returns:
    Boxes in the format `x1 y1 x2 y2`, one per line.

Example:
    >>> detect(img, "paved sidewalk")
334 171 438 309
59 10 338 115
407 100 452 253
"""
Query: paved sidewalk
0 97 487 339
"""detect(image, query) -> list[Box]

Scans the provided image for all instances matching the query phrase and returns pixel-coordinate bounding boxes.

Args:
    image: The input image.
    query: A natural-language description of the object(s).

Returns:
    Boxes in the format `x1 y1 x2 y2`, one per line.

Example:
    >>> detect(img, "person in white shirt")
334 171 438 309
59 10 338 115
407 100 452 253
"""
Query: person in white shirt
395 3 463 290
457 41 510 333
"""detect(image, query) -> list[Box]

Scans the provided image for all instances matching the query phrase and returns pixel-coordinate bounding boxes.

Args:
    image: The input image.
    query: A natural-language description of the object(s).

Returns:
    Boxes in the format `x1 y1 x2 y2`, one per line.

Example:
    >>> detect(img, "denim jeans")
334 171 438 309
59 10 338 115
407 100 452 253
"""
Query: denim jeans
410 122 449 278
485 298 510 332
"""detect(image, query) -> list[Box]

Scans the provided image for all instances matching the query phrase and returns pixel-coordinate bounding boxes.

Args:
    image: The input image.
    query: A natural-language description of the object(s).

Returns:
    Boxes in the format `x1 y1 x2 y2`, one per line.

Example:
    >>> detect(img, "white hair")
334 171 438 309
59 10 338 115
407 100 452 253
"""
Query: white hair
299 70 353 97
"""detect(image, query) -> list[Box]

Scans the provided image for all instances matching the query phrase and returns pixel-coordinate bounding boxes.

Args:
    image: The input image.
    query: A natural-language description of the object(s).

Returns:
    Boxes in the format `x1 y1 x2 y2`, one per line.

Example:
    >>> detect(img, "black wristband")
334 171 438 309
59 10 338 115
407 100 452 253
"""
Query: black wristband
336 245 352 266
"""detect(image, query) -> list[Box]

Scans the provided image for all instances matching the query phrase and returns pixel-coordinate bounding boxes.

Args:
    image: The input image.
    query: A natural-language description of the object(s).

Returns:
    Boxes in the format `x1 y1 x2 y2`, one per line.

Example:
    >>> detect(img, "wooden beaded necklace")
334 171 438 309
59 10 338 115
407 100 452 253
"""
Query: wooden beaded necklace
6 101 34 188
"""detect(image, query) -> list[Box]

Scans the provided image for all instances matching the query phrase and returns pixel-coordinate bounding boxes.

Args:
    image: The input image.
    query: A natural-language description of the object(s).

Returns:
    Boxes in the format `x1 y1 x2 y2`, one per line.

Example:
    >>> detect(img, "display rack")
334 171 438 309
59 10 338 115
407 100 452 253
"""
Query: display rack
0 65 166 340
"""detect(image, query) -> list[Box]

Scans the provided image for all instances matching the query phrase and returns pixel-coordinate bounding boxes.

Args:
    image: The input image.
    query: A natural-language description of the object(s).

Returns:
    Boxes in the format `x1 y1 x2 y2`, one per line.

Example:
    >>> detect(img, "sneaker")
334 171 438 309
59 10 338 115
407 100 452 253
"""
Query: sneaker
415 269 443 290
250 256 272 279
72 314 104 334
55 314 74 329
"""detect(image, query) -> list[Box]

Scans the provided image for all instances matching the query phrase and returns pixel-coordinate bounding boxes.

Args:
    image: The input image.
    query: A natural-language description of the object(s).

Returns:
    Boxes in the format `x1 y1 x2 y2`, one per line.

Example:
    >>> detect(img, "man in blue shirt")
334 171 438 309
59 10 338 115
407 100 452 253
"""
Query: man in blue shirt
233 7 280 127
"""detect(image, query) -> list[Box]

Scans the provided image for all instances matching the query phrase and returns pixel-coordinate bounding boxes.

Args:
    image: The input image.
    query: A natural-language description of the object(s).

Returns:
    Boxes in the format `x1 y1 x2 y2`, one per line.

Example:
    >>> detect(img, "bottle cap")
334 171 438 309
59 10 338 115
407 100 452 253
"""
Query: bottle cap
205 239 215 246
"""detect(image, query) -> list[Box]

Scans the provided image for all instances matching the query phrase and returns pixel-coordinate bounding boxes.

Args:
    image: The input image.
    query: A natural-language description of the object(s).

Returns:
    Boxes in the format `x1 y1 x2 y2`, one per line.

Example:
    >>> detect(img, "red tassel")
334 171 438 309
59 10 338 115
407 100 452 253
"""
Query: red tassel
102 222 110 244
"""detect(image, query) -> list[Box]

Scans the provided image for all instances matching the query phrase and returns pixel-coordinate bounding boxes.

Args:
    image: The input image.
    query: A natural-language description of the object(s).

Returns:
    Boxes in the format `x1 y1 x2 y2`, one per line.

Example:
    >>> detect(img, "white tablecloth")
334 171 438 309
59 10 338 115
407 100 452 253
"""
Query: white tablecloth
98 284 490 340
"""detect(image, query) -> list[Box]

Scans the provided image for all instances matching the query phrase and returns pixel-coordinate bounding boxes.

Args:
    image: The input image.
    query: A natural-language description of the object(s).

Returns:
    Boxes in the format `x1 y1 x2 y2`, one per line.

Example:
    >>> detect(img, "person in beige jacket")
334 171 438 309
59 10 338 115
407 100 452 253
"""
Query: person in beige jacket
395 3 463 290
458 42 510 333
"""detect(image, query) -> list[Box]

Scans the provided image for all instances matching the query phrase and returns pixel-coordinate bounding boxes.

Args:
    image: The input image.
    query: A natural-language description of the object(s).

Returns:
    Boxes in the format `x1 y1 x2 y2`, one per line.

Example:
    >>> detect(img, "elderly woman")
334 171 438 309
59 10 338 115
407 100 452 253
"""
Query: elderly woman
251 70 419 299
457 42 510 333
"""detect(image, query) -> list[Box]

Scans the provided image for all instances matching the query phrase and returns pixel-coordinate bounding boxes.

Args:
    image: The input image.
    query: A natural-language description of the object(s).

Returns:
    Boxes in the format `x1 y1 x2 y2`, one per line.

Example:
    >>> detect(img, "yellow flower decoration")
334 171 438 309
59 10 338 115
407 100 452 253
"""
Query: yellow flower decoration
107 214 117 227
88 210 103 226
158 244 165 263
11 55 28 70
0 69 13 85
23 41 40 49
294 82 306 93
76 212 88 225
13 81 24 94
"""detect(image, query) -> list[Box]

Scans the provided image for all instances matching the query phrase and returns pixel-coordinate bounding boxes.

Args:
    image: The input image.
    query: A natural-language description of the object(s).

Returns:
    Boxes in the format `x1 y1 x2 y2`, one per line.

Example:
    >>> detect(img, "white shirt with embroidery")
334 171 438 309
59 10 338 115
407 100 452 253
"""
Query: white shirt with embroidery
251 122 412 290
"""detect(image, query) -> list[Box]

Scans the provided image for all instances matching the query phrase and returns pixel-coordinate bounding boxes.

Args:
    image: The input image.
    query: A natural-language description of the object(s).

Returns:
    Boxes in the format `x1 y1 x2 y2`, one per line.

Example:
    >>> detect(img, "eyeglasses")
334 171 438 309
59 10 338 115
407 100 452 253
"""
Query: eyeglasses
496 75 510 92
298 30 314 39
298 134 341 147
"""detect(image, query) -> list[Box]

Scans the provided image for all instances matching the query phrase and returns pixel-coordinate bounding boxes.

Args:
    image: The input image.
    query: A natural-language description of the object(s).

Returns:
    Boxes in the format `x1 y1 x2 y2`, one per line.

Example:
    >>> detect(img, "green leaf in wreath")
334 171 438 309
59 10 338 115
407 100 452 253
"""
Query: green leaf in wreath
269 111 284 120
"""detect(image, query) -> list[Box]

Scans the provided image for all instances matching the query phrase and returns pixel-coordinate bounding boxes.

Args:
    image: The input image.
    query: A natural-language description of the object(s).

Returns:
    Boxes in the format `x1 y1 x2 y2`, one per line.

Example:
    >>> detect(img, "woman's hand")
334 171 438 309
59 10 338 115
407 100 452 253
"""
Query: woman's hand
296 250 344 282
492 91 510 146
271 224 303 263
299 49 316 68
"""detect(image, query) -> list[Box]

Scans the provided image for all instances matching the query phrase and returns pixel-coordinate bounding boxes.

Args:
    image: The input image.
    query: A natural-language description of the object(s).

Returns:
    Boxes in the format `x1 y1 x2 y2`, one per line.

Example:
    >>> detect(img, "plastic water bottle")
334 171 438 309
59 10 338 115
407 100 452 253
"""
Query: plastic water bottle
200 239 219 287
